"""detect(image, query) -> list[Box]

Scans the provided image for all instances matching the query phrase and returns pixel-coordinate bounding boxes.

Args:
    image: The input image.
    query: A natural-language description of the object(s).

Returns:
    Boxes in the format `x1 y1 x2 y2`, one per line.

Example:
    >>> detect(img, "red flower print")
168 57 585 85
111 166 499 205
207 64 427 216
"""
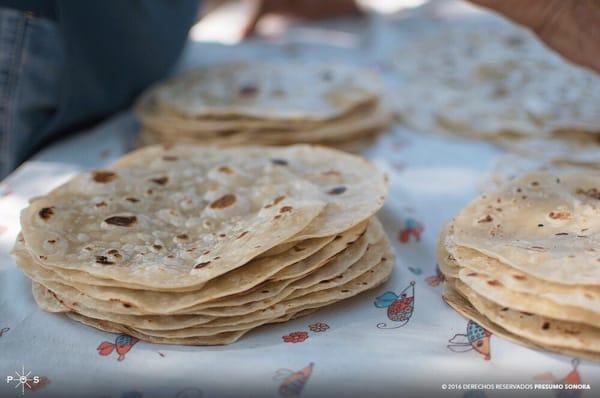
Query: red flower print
282 331 309 343
308 323 330 333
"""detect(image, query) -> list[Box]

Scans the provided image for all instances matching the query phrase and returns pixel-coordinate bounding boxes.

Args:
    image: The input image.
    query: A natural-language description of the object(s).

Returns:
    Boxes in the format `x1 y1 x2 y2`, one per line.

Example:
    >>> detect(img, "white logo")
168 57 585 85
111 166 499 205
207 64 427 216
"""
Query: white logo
5 366 41 395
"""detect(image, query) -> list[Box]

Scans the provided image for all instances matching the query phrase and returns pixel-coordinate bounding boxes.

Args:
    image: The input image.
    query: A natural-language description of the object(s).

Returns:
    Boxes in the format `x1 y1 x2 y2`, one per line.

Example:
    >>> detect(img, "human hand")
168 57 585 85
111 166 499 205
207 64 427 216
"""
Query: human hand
469 0 600 73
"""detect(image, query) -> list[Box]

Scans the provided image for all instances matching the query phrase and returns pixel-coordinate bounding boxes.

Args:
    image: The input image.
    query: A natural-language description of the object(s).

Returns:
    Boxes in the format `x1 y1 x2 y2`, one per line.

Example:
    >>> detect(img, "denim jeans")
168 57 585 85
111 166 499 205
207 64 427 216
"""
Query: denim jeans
0 7 64 179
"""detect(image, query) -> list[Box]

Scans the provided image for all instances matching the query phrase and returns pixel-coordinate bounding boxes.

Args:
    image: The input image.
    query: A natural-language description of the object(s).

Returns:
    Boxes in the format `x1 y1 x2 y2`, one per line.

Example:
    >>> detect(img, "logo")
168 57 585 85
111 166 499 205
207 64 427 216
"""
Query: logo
5 366 41 395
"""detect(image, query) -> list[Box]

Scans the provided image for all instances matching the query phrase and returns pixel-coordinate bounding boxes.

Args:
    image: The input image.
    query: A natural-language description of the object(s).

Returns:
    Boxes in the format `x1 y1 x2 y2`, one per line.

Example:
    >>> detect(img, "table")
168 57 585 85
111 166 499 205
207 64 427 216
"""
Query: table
1 2 597 397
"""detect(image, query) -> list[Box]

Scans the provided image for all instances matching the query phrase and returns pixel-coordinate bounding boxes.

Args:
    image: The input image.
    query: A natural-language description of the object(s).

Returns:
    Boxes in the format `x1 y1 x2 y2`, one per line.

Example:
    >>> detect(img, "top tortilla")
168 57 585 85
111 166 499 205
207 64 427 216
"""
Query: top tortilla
453 171 600 285
19 144 387 289
149 62 382 121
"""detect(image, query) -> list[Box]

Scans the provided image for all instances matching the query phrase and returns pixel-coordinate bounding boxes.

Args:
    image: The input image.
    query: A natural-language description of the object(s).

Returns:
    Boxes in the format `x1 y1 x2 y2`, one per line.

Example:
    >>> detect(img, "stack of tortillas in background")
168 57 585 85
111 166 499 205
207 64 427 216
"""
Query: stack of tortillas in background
135 62 390 152
14 144 393 345
439 171 600 360
393 18 600 141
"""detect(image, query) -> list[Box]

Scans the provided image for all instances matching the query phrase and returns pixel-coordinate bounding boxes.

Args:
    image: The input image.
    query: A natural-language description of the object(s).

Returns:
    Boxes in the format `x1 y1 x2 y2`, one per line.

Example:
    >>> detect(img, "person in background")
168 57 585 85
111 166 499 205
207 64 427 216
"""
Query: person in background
0 0 598 179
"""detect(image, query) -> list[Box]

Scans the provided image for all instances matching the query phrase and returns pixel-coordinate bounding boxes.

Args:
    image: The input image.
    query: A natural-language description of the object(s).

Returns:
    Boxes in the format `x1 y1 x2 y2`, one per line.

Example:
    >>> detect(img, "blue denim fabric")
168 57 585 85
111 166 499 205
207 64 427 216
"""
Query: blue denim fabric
0 8 63 179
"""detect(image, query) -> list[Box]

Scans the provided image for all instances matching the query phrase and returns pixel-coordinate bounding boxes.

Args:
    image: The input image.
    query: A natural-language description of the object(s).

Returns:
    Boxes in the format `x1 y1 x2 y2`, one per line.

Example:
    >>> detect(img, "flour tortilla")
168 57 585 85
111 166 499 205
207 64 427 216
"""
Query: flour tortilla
149 62 381 121
56 257 391 345
15 233 335 313
455 280 600 353
454 245 600 315
27 222 375 316
458 268 600 328
394 18 600 139
436 221 459 278
453 171 600 285
20 144 387 289
442 281 600 362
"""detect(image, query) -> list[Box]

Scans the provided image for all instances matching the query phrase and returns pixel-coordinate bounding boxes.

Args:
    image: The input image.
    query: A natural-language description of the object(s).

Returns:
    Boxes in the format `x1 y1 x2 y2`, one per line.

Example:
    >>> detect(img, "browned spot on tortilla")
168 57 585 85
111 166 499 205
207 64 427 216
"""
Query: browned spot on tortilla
123 303 132 308
210 194 236 209
466 272 478 277
279 206 293 213
327 186 347 195
273 196 286 205
238 84 258 97
202 250 210 255
194 261 211 269
95 201 107 208
271 159 288 166
530 246 545 252
39 207 54 220
108 249 119 255
237 231 249 239
126 197 140 203
542 322 550 330
477 215 493 223
92 170 117 183
39 255 47 261
512 274 526 280
177 234 189 240
563 328 581 335
219 234 226 238
95 256 115 265
549 211 570 220
293 246 306 252
105 216 137 227
555 232 569 236
487 280 502 286
531 181 539 186
150 176 169 185
162 143 175 150
218 166 233 174
322 169 341 176
153 244 163 250
47 239 56 244
162 155 178 161
274 215 282 220
576 187 600 200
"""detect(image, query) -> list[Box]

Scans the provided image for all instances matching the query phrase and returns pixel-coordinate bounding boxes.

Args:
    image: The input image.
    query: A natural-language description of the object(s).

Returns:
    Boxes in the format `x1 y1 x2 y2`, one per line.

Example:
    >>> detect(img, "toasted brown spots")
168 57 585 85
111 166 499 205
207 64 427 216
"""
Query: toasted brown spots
95 256 115 265
273 196 286 205
95 201 107 208
125 197 140 203
238 84 258 97
477 215 493 223
279 206 293 213
486 280 502 286
555 232 569 236
529 246 546 252
271 158 288 166
219 233 226 238
237 231 249 239
563 329 581 335
341 289 350 293
218 166 233 174
177 234 189 240
531 181 539 186
542 322 550 330
123 303 132 308
274 215 282 220
210 194 236 209
47 239 56 244
466 272 478 277
92 170 117 183
512 274 527 280
150 176 169 185
293 246 306 252
39 255 48 261
39 207 54 220
327 186 347 195
549 211 570 220
153 245 163 250
322 170 341 176
108 249 119 255
202 250 210 255
576 188 600 200
194 261 211 269
162 155 178 161
105 215 137 227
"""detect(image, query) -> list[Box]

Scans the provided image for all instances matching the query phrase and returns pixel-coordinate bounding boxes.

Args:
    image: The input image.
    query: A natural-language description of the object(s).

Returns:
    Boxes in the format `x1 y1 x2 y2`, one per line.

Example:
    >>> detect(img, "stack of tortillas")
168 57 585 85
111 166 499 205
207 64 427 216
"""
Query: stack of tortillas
439 171 600 361
14 144 393 345
135 62 389 152
393 19 600 141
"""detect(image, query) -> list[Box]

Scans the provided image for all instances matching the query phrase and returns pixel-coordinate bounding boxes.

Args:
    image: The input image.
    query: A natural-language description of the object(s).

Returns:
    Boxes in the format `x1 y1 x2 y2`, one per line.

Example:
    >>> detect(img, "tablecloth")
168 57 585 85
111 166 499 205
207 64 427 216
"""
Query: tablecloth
1 2 598 397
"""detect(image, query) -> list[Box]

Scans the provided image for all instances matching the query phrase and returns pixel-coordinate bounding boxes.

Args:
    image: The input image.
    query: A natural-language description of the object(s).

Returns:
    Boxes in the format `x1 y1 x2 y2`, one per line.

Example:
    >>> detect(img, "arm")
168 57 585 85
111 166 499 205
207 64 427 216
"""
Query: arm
470 0 600 73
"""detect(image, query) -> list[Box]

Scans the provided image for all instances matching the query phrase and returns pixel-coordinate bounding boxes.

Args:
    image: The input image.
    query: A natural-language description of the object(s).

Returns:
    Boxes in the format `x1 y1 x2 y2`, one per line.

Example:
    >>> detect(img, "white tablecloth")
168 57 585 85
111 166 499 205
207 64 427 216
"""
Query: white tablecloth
1 3 598 397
